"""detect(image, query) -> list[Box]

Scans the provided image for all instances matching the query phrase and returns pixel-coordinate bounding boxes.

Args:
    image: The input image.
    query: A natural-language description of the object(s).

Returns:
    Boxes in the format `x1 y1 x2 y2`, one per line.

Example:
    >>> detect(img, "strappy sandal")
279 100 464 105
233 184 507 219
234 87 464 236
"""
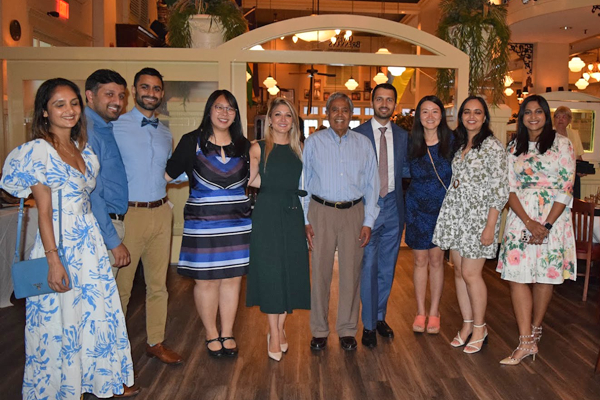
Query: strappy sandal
532 325 542 343
499 334 538 365
450 320 473 347
464 323 488 354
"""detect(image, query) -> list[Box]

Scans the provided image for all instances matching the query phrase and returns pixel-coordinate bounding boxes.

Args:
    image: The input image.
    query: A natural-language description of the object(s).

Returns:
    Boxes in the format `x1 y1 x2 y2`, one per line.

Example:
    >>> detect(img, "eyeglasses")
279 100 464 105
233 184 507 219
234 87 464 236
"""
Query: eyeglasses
213 104 237 115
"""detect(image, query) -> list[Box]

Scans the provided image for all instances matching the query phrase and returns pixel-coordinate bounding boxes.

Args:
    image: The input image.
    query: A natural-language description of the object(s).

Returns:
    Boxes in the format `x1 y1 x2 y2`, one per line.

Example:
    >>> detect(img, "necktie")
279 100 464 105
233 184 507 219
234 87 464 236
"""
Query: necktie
141 117 159 128
379 127 388 198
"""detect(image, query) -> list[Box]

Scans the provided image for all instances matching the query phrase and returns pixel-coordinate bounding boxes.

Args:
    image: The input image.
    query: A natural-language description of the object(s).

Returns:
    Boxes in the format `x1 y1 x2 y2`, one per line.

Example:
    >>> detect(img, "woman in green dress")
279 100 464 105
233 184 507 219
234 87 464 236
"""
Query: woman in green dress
246 97 310 361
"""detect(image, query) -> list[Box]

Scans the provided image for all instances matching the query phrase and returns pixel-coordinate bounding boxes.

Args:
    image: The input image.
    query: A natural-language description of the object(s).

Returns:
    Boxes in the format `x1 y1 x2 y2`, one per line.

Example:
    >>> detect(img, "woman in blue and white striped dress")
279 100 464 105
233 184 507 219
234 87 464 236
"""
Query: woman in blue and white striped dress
166 90 255 357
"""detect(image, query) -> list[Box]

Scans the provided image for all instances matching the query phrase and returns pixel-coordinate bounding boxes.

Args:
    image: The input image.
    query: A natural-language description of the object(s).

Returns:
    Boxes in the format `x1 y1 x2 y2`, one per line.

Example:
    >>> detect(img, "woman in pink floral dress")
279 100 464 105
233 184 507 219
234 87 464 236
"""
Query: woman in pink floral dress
497 95 576 366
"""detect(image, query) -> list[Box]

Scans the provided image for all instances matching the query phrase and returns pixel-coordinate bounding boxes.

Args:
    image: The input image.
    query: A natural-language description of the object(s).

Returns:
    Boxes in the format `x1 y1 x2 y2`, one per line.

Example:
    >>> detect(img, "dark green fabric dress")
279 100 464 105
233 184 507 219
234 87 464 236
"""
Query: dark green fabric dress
246 142 310 313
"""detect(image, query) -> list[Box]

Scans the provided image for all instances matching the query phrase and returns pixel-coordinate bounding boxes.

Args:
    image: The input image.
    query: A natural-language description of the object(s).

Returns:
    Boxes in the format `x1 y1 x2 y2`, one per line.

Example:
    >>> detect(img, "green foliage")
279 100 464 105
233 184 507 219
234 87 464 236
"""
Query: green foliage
436 0 511 105
167 0 248 48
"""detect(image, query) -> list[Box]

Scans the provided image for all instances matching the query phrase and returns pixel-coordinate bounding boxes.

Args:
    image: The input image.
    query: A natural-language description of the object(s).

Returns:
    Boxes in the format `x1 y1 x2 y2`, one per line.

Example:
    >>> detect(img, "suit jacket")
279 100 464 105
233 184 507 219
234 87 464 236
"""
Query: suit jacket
354 120 408 233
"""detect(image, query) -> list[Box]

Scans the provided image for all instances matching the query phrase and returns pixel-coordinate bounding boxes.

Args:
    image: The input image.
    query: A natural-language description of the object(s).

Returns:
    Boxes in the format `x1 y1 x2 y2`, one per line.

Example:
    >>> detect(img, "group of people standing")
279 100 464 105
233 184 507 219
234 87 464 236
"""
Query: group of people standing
0 65 577 399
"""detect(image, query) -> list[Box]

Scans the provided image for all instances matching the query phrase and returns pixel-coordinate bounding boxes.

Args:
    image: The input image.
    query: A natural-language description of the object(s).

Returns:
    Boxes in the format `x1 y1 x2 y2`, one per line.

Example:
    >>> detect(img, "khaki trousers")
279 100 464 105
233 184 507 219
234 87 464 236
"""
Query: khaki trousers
116 202 173 345
308 199 365 338
108 219 125 279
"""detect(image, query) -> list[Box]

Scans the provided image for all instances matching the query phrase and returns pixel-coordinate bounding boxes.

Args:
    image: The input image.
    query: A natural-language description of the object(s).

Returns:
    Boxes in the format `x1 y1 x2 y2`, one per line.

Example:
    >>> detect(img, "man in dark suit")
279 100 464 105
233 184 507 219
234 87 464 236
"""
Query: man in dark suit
353 83 409 347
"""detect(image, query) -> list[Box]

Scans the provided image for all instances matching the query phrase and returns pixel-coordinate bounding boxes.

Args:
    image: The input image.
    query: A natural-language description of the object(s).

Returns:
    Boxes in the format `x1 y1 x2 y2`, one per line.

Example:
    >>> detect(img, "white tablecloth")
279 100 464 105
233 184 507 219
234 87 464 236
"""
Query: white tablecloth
0 206 38 307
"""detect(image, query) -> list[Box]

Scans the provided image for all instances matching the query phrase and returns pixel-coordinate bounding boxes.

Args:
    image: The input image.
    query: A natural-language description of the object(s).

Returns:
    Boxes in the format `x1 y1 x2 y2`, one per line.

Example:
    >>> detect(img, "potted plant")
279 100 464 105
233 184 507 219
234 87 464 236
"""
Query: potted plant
436 0 510 105
165 0 248 48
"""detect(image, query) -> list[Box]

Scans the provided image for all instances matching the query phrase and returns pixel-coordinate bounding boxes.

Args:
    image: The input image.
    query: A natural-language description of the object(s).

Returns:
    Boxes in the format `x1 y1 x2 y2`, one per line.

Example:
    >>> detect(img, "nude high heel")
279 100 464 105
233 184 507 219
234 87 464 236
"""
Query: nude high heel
499 334 538 365
267 334 282 361
280 330 288 353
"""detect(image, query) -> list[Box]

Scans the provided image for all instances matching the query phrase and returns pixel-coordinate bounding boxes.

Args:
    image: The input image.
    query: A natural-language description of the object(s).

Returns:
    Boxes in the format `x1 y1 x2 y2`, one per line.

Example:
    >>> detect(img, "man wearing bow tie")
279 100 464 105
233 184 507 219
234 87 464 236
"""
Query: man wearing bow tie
114 67 183 365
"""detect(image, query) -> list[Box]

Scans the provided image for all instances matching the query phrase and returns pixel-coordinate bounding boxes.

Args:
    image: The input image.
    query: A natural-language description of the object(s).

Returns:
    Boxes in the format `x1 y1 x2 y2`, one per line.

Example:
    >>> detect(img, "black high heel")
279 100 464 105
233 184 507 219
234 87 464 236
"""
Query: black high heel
220 336 239 356
206 337 224 357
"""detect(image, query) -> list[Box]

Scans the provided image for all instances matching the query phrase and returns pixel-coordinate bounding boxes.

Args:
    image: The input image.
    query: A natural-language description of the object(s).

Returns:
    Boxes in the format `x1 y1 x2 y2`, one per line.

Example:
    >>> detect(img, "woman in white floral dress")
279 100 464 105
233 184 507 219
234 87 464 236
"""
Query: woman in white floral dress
432 96 509 354
1 78 134 398
497 95 576 365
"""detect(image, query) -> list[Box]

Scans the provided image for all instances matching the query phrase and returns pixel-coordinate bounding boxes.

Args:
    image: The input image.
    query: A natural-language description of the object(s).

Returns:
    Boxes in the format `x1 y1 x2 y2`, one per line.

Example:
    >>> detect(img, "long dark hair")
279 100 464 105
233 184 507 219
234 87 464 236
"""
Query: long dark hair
198 89 248 157
410 95 455 160
455 96 493 151
32 78 87 151
514 95 555 156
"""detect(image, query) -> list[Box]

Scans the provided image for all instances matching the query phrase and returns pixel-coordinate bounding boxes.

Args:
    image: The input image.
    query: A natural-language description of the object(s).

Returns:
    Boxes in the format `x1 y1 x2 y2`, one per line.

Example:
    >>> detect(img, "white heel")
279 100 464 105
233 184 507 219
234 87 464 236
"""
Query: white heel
463 323 488 354
280 330 288 353
267 334 282 361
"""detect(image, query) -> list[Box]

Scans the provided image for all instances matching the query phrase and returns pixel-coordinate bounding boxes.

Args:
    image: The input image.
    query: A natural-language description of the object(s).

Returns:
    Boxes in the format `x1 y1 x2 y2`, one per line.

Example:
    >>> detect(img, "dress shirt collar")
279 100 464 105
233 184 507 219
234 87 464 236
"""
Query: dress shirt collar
130 106 157 124
371 118 393 133
327 127 352 140
85 106 113 129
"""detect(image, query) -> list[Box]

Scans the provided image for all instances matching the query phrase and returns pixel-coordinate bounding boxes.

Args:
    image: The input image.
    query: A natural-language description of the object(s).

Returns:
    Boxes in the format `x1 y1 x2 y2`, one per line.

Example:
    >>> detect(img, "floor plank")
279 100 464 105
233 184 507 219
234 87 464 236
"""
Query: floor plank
1 248 599 400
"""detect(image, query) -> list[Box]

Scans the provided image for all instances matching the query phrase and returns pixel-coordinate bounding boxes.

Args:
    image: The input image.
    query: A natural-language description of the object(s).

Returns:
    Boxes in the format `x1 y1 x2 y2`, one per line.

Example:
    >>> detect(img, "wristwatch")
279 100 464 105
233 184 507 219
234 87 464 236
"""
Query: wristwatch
544 222 553 230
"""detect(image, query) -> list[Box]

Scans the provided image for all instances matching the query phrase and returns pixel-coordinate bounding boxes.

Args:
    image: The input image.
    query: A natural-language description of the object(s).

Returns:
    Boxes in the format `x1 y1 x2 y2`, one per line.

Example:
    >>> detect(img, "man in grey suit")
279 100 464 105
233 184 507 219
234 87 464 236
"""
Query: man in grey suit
353 83 409 347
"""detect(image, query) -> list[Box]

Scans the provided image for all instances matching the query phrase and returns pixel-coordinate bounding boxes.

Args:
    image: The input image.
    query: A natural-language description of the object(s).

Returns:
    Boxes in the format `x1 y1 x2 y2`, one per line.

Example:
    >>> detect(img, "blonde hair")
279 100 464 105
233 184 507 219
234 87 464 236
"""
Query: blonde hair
554 106 572 121
263 97 302 170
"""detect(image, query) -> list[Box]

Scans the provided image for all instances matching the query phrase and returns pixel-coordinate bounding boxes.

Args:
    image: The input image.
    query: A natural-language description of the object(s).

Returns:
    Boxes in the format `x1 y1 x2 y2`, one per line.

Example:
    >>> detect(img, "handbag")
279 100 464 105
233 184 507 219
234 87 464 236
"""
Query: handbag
11 189 71 299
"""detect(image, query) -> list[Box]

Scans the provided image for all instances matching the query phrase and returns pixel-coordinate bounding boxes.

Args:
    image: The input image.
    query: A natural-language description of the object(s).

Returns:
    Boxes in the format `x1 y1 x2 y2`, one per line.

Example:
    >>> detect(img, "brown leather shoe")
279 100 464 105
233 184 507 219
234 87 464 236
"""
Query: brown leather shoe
146 342 183 365
113 384 141 398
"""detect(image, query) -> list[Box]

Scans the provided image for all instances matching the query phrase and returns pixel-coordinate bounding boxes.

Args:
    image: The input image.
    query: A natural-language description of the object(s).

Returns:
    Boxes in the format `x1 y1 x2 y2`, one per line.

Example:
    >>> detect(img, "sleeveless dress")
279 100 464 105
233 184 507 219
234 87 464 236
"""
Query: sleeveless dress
0 139 133 399
405 142 453 250
497 136 576 283
246 142 310 314
177 140 251 280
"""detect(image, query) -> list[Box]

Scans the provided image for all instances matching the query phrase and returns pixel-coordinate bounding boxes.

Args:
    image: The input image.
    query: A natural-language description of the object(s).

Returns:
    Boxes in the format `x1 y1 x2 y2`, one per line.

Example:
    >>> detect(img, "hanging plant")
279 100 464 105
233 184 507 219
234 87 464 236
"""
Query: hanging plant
166 0 248 48
436 0 510 105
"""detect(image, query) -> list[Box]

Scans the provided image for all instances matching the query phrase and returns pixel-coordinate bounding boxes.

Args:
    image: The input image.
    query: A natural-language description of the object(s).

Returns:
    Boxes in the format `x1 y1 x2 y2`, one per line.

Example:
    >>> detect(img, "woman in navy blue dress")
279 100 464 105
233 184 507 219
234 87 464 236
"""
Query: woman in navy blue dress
405 95 455 334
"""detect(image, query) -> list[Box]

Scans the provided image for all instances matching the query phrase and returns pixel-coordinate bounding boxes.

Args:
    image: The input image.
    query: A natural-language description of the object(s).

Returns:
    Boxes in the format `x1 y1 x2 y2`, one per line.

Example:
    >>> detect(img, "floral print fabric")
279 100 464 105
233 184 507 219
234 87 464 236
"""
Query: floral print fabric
1 139 133 399
432 136 509 259
497 135 576 284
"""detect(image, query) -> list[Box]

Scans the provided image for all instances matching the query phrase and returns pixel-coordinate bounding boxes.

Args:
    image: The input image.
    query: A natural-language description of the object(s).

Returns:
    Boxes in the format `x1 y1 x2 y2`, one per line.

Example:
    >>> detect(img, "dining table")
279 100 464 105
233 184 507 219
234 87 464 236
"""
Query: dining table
0 205 38 308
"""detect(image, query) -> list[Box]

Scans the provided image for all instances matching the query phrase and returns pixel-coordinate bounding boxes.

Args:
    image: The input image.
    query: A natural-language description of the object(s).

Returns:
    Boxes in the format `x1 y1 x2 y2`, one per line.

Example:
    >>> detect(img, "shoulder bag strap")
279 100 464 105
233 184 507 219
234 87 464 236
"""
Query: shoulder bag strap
427 148 448 192
12 189 63 263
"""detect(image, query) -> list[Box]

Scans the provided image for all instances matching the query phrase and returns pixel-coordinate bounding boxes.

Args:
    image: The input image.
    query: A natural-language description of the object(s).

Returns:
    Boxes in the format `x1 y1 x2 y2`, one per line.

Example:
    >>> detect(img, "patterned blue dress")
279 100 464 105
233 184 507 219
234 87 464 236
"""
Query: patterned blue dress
1 139 133 399
176 141 251 280
405 142 453 250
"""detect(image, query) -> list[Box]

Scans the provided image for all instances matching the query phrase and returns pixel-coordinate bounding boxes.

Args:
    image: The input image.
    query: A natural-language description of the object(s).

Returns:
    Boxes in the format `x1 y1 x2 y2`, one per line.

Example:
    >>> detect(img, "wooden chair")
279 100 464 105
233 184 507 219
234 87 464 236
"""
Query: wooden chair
571 198 600 301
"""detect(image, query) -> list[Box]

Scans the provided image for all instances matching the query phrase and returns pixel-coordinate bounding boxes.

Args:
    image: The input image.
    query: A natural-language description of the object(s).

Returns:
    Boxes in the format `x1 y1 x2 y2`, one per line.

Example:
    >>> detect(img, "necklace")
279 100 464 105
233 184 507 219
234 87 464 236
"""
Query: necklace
58 141 76 157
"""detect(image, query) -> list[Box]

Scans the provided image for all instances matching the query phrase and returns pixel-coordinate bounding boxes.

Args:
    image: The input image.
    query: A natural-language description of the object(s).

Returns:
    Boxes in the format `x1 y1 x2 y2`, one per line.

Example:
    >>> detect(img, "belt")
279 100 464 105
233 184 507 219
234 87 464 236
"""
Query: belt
312 195 361 209
109 213 125 221
128 196 168 209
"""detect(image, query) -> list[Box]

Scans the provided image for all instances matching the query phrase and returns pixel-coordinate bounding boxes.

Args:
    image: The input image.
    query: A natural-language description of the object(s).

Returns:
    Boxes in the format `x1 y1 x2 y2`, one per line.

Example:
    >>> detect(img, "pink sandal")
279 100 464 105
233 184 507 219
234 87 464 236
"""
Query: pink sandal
427 315 441 334
413 315 426 333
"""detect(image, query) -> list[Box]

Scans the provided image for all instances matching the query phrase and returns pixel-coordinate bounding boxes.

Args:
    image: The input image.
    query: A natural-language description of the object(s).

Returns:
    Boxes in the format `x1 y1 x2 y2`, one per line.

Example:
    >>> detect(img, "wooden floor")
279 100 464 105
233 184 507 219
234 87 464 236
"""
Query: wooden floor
1 249 600 400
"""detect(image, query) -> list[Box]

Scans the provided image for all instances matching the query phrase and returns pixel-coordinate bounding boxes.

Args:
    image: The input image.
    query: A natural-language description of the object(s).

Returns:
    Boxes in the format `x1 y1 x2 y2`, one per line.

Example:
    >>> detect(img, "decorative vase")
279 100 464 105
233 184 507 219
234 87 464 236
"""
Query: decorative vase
189 14 224 49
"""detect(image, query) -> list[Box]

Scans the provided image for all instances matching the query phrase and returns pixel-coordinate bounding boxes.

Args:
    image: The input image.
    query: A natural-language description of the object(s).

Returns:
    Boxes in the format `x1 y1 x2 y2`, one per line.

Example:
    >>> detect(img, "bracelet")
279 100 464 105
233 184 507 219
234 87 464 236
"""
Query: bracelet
44 248 58 254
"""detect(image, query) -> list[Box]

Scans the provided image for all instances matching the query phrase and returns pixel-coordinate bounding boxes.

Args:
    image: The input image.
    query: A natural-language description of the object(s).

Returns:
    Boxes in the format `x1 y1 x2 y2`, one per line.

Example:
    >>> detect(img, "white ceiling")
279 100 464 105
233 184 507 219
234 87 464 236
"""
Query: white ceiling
510 6 600 52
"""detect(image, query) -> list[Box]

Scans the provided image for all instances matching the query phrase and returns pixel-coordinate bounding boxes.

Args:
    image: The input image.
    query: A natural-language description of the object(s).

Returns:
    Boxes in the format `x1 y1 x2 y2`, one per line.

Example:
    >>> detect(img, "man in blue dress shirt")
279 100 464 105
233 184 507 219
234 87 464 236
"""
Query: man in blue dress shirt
354 83 409 348
85 69 141 399
303 92 380 351
113 67 183 365
85 70 131 278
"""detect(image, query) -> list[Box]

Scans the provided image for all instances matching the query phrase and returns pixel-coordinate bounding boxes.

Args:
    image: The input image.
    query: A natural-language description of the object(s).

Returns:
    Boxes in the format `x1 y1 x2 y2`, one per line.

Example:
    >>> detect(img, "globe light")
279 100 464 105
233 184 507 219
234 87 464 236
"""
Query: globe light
575 77 589 90
263 76 277 88
568 57 585 72
376 48 392 55
504 87 514 96
373 72 388 85
267 85 280 95
345 77 359 91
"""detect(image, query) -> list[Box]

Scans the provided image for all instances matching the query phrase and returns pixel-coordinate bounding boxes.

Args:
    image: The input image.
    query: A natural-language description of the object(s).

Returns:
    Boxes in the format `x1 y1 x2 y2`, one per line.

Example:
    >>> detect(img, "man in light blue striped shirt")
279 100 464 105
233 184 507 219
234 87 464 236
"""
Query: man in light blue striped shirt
303 92 380 351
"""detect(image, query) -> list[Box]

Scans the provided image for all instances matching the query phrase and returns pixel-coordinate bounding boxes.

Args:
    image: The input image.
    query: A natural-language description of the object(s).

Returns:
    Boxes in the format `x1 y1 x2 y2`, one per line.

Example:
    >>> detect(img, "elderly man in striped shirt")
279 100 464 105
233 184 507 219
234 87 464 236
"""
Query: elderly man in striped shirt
303 92 380 351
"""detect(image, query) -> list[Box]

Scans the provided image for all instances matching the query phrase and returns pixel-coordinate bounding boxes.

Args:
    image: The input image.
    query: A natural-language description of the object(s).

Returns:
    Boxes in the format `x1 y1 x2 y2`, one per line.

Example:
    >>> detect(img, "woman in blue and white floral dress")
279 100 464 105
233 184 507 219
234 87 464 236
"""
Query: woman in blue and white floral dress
1 78 134 399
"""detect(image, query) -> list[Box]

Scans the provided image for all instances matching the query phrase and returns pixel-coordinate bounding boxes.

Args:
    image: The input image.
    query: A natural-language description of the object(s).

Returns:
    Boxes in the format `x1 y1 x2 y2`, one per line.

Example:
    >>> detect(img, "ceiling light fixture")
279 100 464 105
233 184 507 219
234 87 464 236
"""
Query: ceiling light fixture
249 44 265 51
388 67 406 76
575 75 590 90
376 48 392 55
295 30 337 42
504 74 514 87
568 56 586 72
345 76 359 91
373 71 388 85
292 35 298 43
263 75 277 88
504 87 514 96
268 85 280 95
